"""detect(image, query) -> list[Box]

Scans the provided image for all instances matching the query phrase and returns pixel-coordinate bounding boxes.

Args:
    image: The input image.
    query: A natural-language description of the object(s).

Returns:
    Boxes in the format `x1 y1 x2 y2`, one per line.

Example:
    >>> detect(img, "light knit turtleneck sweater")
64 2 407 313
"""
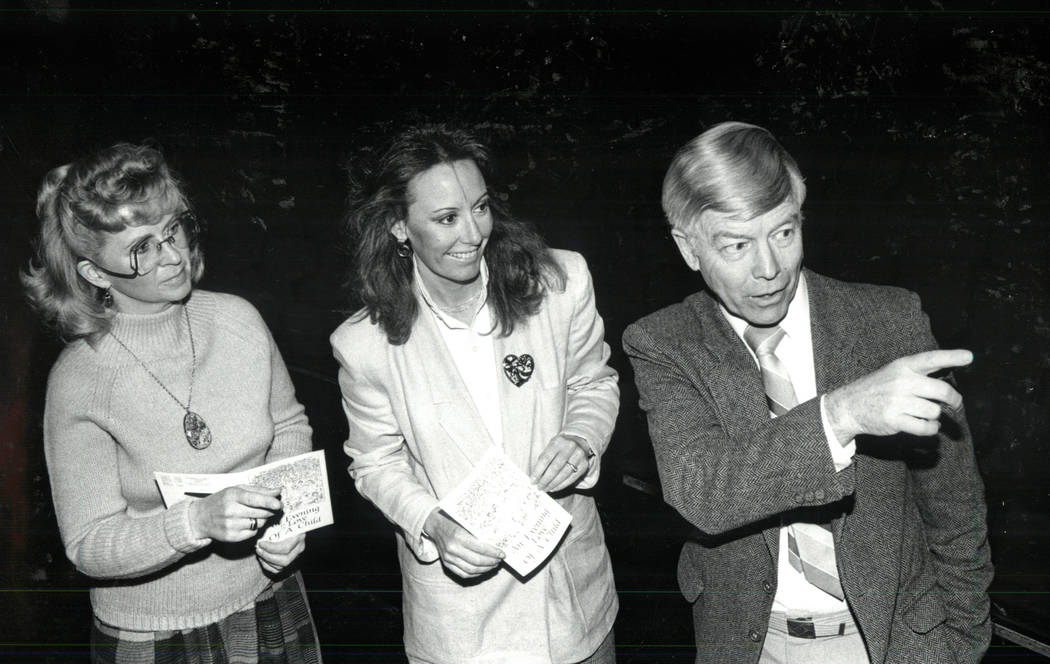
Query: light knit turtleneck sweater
43 289 312 631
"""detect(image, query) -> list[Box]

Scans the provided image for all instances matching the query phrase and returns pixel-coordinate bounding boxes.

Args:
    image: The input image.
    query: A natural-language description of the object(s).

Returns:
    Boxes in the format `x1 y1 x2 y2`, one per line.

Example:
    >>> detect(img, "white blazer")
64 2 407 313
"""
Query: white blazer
331 249 619 663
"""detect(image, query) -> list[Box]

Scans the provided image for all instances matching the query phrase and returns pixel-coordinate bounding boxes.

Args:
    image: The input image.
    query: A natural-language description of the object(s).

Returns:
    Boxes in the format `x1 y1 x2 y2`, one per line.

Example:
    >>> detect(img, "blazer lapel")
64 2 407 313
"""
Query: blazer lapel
806 270 869 540
410 301 496 466
807 270 866 396
492 314 556 475
689 293 779 557
691 293 769 427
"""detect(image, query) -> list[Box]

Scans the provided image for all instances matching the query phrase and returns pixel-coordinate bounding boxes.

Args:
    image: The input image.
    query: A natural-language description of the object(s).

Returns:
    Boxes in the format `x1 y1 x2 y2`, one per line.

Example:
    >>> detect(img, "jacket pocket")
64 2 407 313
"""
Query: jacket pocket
902 585 949 634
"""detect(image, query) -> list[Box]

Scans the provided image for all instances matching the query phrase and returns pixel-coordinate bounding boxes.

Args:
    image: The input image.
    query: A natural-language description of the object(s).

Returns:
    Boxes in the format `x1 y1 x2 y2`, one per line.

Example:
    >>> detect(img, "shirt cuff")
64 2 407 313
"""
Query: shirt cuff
820 394 857 473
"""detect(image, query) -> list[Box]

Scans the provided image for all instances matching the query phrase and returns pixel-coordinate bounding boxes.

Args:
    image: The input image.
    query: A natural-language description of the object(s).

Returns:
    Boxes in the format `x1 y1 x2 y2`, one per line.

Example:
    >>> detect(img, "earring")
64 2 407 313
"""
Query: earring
396 240 412 258
101 288 113 308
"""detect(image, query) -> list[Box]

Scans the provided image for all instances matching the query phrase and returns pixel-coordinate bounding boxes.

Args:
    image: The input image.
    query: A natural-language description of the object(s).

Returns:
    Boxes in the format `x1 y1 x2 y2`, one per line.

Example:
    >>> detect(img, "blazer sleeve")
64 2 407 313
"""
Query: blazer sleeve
331 324 440 562
622 320 855 536
555 252 620 490
900 296 993 662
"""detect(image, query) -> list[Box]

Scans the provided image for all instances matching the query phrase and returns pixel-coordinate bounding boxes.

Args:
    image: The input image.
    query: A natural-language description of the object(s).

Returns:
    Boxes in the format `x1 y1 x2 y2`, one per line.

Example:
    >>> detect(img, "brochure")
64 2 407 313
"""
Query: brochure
439 447 572 576
155 450 333 542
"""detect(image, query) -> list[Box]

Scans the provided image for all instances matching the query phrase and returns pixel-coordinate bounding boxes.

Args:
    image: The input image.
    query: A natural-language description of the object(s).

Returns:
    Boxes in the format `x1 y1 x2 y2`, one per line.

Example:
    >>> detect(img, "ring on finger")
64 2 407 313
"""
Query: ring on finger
567 462 578 473
250 517 258 530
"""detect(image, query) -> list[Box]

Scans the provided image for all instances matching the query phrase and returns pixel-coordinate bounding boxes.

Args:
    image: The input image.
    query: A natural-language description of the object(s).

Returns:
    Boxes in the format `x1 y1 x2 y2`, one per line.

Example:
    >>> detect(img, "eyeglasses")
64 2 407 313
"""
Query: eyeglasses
84 210 200 279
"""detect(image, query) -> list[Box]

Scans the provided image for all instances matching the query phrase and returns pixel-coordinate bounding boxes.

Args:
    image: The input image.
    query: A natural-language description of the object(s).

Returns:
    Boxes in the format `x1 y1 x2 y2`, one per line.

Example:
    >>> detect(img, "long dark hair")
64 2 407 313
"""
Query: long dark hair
343 124 565 345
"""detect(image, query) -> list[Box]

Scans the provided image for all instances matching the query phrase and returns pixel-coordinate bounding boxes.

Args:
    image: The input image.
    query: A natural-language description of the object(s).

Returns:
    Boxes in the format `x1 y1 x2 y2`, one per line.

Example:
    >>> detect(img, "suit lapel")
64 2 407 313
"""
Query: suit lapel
692 293 769 426
689 293 780 557
807 270 866 395
806 270 870 540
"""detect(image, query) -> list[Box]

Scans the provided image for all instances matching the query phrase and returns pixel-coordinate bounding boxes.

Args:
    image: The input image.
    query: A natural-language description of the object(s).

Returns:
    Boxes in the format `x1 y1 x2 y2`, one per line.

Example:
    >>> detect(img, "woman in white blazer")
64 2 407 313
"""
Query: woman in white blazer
331 125 619 664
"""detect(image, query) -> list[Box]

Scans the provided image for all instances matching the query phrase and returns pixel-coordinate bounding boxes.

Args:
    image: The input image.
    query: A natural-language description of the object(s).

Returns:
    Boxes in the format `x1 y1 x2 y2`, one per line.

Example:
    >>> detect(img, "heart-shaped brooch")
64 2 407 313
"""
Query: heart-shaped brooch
502 353 535 387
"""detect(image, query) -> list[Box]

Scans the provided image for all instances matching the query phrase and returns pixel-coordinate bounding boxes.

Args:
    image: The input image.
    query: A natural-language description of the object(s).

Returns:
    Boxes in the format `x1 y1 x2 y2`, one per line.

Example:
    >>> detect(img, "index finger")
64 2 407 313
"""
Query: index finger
245 484 282 496
900 349 973 376
460 530 505 561
531 444 565 484
232 484 283 511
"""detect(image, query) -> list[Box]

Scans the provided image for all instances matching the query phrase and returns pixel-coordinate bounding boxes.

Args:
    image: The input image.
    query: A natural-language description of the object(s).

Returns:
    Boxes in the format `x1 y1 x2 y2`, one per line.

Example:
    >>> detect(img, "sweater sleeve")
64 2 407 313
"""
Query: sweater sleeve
262 327 313 464
43 360 210 580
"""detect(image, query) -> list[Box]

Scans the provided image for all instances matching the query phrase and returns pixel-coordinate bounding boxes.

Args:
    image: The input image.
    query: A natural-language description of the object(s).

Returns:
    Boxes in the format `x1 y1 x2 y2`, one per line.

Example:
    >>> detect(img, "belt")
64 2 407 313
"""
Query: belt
768 610 852 639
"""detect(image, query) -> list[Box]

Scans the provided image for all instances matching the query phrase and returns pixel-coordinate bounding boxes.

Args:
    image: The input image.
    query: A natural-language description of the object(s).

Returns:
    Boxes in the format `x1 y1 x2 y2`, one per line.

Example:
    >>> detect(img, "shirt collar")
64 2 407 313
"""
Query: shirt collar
720 271 811 344
414 256 491 331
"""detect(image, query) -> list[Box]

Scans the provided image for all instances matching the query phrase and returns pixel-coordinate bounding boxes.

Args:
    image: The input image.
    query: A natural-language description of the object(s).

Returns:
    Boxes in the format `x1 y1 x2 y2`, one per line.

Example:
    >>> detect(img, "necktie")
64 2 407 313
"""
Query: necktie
744 325 845 601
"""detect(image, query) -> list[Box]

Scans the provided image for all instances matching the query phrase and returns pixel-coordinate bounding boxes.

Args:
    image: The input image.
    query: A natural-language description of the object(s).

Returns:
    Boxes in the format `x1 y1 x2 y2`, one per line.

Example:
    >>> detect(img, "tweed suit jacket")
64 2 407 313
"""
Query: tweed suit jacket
331 250 619 664
623 269 992 664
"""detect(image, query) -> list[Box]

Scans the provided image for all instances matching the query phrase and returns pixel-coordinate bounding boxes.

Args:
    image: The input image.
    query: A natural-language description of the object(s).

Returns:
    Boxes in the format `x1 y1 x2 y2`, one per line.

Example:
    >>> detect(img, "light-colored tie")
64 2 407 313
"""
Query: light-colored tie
744 324 845 601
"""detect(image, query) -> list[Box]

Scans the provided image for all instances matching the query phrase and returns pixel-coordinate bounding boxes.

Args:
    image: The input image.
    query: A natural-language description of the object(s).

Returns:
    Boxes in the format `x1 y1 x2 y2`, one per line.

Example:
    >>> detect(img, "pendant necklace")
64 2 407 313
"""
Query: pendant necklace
109 306 212 450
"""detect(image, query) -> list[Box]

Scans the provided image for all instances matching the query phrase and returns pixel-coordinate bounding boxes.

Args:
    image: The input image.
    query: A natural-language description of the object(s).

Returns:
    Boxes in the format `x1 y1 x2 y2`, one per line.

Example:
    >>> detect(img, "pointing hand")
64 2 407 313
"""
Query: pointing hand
825 349 972 442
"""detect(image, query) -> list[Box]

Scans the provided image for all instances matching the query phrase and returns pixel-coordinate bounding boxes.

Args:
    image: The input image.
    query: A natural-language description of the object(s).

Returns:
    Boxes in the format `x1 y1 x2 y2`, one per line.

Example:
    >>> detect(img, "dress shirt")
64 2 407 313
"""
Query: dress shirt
415 258 503 448
720 272 857 614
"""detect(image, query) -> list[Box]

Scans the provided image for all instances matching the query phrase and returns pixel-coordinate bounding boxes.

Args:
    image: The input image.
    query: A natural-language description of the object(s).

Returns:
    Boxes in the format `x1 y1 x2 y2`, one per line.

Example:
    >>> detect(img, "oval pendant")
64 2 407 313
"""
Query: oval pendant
183 411 212 450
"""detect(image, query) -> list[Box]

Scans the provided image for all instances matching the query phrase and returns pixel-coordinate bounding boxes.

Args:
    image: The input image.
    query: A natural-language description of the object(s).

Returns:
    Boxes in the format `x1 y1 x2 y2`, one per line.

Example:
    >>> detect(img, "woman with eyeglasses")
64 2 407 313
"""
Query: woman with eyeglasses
331 125 619 663
21 142 322 663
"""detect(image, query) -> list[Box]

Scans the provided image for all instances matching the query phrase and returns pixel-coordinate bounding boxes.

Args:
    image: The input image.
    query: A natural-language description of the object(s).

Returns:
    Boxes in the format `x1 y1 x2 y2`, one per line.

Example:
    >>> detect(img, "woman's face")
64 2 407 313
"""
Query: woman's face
84 208 194 314
392 159 493 301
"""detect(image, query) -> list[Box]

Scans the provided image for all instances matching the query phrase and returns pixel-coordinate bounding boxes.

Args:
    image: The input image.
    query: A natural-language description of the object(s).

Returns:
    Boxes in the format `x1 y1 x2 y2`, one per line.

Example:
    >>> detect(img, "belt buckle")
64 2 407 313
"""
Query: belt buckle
786 617 817 639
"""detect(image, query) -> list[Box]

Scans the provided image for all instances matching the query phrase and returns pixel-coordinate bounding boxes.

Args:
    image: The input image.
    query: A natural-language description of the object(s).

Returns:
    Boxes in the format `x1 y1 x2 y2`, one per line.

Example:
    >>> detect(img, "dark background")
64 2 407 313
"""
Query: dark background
1 2 1048 661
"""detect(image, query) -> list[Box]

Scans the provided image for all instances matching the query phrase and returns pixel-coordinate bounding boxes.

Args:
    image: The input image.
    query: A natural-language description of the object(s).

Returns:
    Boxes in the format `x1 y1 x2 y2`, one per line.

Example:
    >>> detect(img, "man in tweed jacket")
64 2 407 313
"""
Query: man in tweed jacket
623 122 992 663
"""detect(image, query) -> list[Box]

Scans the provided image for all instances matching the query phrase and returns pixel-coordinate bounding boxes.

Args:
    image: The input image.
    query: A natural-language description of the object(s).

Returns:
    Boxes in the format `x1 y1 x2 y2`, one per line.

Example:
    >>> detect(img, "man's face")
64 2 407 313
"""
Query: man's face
672 198 804 326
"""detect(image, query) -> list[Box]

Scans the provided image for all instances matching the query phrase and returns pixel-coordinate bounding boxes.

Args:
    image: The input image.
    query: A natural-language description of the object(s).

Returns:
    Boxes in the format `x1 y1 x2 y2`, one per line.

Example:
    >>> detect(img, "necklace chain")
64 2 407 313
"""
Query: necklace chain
108 306 197 413
436 288 485 314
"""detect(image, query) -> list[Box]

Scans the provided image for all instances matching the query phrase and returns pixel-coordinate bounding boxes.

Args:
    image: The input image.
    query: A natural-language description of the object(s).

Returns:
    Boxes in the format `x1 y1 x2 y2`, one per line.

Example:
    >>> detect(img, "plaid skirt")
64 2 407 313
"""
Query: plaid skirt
91 572 321 664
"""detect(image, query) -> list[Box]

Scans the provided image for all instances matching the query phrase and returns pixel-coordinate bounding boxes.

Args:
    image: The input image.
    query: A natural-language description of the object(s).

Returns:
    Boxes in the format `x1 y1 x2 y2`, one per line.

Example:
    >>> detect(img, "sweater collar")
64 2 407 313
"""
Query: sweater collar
105 299 188 358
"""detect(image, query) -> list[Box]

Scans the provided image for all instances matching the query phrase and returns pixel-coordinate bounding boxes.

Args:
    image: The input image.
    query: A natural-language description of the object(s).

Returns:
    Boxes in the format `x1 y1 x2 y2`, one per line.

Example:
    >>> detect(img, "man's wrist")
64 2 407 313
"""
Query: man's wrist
825 388 859 445
821 394 858 471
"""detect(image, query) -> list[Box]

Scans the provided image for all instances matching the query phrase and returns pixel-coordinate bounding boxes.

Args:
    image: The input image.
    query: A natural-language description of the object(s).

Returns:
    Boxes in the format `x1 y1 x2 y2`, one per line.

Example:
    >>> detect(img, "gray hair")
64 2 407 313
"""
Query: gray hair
661 121 806 230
